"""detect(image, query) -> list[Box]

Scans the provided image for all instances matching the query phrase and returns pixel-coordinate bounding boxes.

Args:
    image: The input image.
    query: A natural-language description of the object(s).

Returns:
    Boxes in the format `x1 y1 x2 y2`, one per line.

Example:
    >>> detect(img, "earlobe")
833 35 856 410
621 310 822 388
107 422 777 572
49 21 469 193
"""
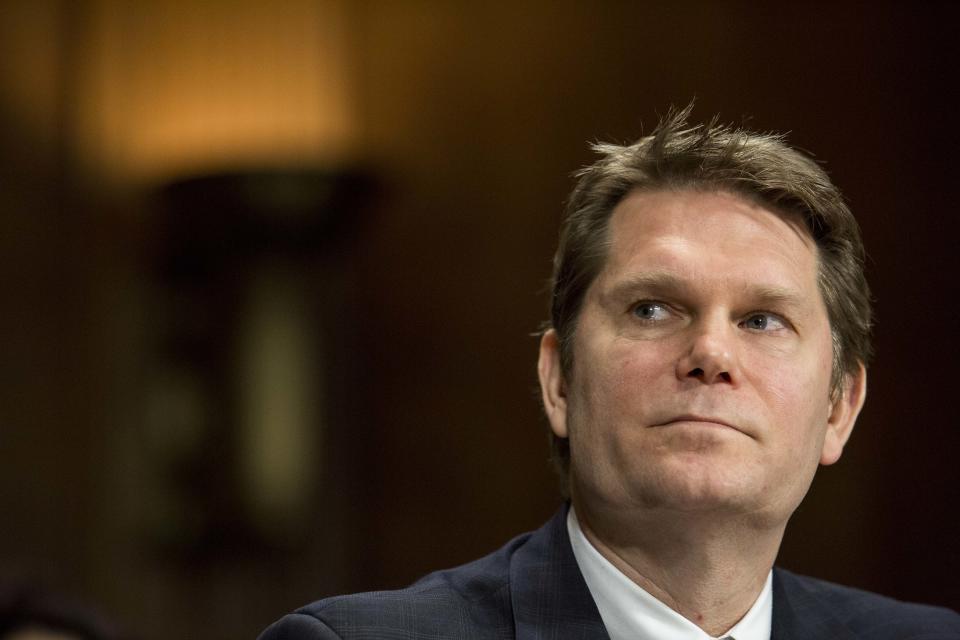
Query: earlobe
538 329 569 439
821 362 867 465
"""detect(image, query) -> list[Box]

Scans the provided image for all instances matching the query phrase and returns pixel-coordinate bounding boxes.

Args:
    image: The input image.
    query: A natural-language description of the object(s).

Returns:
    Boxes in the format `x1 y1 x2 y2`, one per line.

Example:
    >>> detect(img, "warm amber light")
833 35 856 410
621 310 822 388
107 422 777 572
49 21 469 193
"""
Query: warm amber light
75 0 356 185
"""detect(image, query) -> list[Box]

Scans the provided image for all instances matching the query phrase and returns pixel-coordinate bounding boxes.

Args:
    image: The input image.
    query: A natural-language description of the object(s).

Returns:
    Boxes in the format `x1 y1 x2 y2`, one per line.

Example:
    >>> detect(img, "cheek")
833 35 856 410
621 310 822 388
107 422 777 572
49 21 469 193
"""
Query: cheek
774 383 828 444
748 351 833 450
578 340 674 419
748 331 833 404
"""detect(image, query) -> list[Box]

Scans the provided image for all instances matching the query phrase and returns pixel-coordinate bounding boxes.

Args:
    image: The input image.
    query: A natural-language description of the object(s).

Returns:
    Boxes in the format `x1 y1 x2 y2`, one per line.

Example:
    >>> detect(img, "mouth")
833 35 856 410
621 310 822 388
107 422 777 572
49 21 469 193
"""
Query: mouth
654 415 743 433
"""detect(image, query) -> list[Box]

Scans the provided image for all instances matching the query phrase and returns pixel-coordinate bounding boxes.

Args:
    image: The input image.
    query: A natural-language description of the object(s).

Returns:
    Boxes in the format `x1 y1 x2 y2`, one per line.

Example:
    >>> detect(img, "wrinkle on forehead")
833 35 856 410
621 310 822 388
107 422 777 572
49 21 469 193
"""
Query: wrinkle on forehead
607 187 816 252
605 189 816 269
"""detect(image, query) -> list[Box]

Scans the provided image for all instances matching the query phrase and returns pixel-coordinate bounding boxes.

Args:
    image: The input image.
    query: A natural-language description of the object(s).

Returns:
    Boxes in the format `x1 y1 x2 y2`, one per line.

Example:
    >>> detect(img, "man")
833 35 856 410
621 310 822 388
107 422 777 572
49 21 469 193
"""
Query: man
260 108 960 639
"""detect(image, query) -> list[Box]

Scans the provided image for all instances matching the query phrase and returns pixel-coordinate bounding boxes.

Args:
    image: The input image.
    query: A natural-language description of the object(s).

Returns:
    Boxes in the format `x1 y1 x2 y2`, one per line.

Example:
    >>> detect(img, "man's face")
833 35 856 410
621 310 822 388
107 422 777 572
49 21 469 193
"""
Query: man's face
539 189 865 525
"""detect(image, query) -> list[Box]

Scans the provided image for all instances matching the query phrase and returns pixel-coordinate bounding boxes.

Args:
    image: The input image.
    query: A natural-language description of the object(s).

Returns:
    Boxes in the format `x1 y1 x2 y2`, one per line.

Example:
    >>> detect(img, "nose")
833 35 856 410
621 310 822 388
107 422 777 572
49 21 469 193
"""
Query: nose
675 316 741 386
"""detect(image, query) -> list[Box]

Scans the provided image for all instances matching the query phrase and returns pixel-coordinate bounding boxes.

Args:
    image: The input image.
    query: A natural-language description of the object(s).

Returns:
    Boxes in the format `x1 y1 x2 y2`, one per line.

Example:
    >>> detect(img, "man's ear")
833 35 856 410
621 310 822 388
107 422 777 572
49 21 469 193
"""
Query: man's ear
821 362 867 466
538 329 569 439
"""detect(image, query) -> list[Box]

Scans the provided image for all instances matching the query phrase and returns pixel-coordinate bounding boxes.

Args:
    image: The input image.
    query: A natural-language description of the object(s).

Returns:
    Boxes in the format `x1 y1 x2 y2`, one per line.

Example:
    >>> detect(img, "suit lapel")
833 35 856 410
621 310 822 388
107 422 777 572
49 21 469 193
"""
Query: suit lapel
510 505 610 640
771 568 859 640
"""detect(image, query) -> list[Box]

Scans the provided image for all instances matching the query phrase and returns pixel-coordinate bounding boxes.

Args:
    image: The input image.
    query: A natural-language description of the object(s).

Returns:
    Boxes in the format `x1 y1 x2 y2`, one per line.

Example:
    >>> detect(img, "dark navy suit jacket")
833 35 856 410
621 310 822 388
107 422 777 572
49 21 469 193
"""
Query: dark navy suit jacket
260 506 960 639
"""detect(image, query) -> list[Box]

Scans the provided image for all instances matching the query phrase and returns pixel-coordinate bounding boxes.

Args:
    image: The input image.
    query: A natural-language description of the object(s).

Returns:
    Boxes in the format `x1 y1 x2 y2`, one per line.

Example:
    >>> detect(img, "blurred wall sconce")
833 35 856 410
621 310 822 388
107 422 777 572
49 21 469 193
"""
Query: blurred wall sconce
65 0 372 559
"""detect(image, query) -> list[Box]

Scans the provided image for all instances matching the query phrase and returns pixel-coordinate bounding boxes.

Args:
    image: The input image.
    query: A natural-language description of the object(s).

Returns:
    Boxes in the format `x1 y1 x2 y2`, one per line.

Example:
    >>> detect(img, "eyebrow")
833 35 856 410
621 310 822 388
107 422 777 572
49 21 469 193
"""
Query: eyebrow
601 272 690 303
600 271 809 311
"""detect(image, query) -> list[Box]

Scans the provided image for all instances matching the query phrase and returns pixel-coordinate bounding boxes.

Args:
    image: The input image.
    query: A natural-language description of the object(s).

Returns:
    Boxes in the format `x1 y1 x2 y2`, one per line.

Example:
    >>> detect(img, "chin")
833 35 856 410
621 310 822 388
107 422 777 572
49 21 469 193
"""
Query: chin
626 464 766 514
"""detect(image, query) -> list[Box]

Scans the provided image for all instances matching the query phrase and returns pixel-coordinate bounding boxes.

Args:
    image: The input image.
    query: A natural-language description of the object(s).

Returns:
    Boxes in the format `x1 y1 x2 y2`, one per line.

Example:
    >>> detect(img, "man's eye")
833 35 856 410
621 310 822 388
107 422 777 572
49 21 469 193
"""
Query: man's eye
741 313 787 331
632 302 669 321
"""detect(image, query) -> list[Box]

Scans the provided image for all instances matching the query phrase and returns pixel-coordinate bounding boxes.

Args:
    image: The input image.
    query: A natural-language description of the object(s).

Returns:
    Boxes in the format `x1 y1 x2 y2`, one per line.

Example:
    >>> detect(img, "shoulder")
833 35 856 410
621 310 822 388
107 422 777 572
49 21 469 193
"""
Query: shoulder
259 531 534 640
775 568 960 638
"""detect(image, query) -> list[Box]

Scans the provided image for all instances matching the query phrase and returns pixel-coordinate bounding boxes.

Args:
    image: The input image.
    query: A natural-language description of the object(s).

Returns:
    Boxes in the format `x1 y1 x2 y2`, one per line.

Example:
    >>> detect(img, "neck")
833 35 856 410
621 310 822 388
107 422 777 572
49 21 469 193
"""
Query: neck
572 499 782 637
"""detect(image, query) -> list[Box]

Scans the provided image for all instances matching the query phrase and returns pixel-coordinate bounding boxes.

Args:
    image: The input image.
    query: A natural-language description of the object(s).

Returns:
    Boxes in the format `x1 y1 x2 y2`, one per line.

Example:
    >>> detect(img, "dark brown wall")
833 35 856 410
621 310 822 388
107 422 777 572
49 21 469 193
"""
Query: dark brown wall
1 3 957 639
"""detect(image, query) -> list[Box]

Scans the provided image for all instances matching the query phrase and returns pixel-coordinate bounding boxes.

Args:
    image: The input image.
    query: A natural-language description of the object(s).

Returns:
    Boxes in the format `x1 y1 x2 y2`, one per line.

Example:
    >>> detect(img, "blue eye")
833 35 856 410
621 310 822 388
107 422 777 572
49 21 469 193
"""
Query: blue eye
632 302 669 321
742 313 786 331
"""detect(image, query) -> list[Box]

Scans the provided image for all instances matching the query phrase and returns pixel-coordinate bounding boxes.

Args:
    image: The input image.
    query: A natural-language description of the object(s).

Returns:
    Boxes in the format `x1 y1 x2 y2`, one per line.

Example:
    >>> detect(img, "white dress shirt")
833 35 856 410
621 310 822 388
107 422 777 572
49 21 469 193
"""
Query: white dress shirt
567 506 772 640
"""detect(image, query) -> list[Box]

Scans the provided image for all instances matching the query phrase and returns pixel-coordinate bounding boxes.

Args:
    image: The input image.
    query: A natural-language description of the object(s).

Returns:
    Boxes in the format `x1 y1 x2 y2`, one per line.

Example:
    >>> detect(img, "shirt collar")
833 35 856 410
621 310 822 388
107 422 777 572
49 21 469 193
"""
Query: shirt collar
567 506 772 640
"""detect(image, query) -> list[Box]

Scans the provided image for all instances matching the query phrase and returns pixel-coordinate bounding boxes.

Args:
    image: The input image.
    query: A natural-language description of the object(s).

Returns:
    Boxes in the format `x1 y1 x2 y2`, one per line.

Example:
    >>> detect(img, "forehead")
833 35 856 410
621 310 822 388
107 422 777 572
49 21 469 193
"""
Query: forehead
596 188 820 298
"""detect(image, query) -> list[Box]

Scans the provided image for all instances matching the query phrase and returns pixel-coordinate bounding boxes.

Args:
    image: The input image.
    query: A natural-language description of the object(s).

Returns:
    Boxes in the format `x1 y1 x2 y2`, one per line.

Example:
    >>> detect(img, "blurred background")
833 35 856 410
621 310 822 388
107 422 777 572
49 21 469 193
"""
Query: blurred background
1 1 958 638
